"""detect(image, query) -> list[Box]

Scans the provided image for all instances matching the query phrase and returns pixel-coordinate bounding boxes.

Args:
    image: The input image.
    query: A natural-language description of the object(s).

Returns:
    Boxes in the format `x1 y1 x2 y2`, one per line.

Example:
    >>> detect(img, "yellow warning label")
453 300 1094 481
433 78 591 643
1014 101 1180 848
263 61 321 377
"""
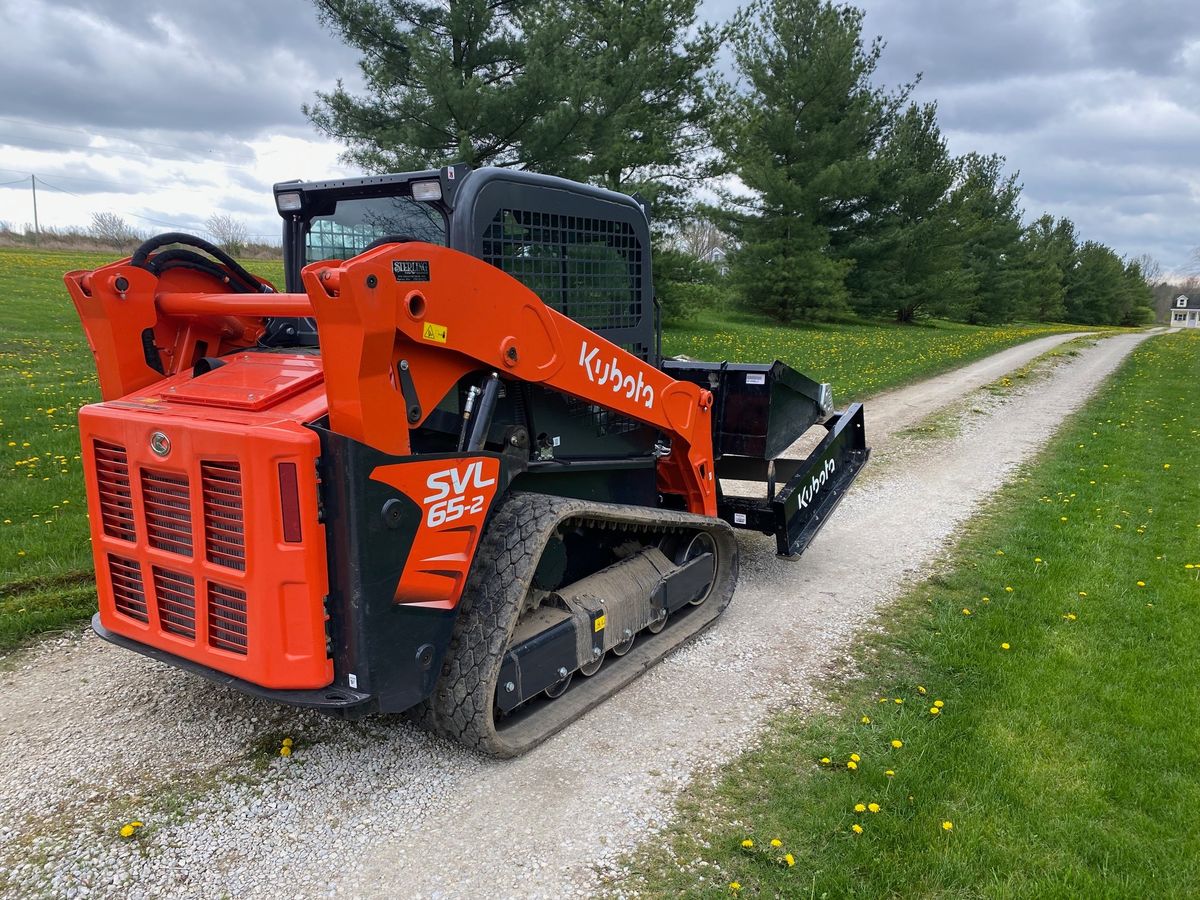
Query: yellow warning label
594 614 606 632
423 322 448 343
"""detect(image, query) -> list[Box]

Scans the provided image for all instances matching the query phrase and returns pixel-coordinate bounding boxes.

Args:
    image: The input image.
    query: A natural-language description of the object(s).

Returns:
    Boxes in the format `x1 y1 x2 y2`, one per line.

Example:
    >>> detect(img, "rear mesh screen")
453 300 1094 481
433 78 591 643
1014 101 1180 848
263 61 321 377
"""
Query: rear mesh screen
201 461 245 570
94 440 135 542
141 469 193 557
109 554 148 623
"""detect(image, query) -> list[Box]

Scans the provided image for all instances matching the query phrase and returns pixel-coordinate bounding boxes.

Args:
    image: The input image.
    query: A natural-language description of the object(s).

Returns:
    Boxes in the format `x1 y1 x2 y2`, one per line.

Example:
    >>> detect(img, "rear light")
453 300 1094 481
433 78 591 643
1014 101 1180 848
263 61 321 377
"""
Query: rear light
278 462 302 542
411 180 442 201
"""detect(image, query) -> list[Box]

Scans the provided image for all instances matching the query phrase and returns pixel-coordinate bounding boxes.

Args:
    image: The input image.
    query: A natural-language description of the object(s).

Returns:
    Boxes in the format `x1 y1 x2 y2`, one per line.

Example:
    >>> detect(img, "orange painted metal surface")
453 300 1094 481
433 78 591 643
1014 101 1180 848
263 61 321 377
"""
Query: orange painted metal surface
369 456 502 608
302 243 718 516
79 354 333 690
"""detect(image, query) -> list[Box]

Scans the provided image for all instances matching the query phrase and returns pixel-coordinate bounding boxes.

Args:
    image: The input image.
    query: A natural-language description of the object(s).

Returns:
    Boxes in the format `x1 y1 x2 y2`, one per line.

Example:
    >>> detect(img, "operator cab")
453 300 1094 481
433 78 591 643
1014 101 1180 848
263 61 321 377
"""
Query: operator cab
271 165 658 366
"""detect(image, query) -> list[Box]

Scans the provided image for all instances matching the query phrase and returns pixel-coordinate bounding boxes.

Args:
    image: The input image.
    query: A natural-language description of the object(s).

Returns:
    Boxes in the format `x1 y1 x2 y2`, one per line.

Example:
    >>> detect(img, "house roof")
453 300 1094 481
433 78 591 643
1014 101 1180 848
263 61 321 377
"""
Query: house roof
1172 294 1200 310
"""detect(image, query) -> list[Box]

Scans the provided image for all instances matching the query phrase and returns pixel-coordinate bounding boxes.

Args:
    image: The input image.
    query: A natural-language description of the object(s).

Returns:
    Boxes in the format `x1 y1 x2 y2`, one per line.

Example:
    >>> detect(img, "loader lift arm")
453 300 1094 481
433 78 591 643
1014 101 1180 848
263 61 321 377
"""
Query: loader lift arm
301 241 719 517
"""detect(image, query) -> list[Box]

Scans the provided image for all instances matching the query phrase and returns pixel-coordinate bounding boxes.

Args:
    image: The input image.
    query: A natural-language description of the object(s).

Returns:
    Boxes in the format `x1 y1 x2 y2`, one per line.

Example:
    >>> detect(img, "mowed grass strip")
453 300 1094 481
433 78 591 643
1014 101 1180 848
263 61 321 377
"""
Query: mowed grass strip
664 309 1091 401
617 331 1200 899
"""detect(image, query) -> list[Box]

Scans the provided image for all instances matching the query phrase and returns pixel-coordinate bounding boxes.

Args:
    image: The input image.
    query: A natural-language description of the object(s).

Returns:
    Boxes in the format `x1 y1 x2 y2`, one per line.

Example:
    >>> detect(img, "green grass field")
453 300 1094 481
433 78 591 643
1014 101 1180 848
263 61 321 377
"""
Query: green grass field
617 331 1200 898
664 310 1087 400
0 247 1089 650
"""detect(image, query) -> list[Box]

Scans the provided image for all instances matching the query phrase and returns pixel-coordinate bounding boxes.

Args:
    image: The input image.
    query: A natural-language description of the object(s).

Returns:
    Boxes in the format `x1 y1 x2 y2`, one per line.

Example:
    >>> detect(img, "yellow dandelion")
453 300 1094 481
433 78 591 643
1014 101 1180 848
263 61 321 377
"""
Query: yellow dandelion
770 838 782 848
847 761 858 771
1001 642 1011 650
891 739 903 749
741 839 754 848
819 757 831 766
281 737 294 748
1005 586 1013 592
942 821 954 832
885 770 895 777
894 698 904 704
784 853 795 867
851 824 863 835
868 803 880 813
861 716 871 724
850 753 860 762
930 707 941 716
1078 591 1087 597
280 746 292 758
729 882 741 893
1136 581 1145 587
962 608 971 616
854 803 866 813
1034 557 1043 563
934 700 945 708
917 686 927 695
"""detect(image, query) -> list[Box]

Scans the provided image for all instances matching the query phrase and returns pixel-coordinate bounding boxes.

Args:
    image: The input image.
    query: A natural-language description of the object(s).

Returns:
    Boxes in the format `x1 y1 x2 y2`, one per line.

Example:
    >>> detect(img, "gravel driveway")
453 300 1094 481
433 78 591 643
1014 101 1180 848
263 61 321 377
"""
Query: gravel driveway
0 330 1151 899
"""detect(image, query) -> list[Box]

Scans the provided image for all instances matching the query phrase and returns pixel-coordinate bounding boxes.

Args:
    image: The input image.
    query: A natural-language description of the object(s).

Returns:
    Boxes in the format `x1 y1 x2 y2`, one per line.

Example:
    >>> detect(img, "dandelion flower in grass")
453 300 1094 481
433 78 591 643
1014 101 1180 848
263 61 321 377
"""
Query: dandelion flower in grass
891 739 903 749
282 737 294 749
1005 586 1013 593
1136 581 1146 587
847 761 858 771
1060 517 1068 523
930 706 941 716
850 753 860 762
119 824 135 839
855 803 866 813
784 853 795 867
934 700 944 708
770 838 782 848
851 824 864 835
741 839 754 848
729 882 741 893
962 608 971 616
917 686 927 695
1164 464 1171 469
1001 642 1011 650
1079 591 1088 597
280 746 292 758
942 821 954 832
885 770 895 778
861 716 871 725
1034 557 1043 563
819 757 831 766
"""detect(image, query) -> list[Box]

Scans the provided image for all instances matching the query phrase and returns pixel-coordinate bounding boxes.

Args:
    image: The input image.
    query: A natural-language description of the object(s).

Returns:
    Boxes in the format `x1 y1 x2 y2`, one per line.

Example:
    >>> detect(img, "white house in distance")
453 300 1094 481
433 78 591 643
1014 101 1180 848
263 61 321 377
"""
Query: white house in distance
1170 294 1200 328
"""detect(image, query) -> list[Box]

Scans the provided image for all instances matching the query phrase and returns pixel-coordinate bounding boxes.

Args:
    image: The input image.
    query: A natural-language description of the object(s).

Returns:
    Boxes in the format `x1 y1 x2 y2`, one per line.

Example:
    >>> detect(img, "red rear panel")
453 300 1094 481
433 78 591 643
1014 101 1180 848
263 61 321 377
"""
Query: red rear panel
79 353 332 690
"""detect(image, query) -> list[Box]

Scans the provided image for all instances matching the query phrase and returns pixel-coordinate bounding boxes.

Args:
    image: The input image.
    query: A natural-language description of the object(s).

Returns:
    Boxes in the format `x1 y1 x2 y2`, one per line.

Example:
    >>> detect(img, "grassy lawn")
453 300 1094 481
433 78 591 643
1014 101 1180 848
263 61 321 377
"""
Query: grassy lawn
0 247 1093 651
616 331 1200 898
664 310 1090 401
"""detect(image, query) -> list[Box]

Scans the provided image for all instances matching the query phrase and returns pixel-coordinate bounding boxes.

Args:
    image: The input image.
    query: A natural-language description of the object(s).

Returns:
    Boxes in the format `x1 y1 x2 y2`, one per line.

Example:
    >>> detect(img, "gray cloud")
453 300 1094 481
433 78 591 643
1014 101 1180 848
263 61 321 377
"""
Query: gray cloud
0 0 1195 270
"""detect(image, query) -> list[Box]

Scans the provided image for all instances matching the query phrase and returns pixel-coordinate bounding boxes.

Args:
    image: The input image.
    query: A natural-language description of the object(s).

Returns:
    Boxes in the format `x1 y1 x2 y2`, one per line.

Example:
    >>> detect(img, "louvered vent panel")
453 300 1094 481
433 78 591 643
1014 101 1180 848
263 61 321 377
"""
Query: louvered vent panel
94 440 135 542
153 567 196 639
201 462 245 570
141 470 193 556
208 583 248 655
109 554 148 623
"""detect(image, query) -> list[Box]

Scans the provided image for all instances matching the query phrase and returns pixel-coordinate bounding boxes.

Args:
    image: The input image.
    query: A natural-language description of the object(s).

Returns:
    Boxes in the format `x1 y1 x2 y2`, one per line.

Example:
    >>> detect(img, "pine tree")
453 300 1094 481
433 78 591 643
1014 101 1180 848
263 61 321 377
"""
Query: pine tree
716 0 907 321
306 0 579 171
846 103 962 322
950 153 1026 324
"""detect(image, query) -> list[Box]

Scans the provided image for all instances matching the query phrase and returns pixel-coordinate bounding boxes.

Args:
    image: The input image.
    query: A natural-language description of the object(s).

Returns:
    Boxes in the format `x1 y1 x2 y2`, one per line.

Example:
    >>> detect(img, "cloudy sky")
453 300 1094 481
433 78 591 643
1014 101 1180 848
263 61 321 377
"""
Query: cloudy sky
1 0 1196 272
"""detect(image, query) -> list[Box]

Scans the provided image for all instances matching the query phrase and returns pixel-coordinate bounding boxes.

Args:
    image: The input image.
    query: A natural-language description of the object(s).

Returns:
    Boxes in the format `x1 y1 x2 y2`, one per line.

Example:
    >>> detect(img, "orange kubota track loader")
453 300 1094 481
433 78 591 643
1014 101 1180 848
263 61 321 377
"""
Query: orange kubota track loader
66 166 868 756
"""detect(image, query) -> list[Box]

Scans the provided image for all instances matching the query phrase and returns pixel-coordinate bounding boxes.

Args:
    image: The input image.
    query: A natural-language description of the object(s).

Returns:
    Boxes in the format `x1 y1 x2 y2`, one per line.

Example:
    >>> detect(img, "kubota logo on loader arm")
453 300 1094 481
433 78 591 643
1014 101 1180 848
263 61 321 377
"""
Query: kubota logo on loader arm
579 340 655 409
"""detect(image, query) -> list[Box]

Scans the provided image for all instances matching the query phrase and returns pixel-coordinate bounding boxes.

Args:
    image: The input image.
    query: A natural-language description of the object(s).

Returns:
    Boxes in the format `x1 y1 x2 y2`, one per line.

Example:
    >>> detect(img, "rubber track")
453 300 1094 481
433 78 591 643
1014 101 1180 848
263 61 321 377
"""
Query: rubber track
428 492 738 757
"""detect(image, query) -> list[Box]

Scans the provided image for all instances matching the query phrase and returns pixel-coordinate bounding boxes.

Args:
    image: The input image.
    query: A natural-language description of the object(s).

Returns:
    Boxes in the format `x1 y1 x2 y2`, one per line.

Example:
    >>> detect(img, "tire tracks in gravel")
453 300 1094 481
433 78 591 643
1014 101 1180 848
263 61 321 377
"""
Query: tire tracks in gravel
0 329 1149 899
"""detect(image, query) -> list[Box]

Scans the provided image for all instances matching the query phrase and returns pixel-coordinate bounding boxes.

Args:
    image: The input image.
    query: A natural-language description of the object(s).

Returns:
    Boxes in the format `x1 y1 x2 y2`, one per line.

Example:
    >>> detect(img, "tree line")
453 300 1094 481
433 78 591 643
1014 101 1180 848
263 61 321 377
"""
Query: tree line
309 0 1156 326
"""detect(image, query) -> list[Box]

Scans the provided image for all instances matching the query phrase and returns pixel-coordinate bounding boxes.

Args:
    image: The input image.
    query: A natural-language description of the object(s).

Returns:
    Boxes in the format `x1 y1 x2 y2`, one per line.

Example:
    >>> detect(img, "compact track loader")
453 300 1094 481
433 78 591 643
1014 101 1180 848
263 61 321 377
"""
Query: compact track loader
65 166 868 756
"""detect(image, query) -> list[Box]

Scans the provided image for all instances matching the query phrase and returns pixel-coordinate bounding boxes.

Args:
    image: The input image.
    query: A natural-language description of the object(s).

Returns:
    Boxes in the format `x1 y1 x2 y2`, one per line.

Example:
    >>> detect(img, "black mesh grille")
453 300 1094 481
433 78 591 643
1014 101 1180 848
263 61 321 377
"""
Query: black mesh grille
480 209 645 344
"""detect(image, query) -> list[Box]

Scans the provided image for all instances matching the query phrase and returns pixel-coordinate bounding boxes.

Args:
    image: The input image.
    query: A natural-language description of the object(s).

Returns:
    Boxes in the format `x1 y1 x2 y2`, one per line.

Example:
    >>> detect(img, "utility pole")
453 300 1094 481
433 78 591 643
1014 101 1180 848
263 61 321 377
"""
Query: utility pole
30 174 39 244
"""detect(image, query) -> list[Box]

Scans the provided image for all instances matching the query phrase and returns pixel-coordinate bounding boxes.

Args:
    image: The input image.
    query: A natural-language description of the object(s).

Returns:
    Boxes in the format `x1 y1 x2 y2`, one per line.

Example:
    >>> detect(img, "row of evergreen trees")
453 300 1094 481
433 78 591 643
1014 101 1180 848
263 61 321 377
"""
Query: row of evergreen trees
309 0 1154 326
